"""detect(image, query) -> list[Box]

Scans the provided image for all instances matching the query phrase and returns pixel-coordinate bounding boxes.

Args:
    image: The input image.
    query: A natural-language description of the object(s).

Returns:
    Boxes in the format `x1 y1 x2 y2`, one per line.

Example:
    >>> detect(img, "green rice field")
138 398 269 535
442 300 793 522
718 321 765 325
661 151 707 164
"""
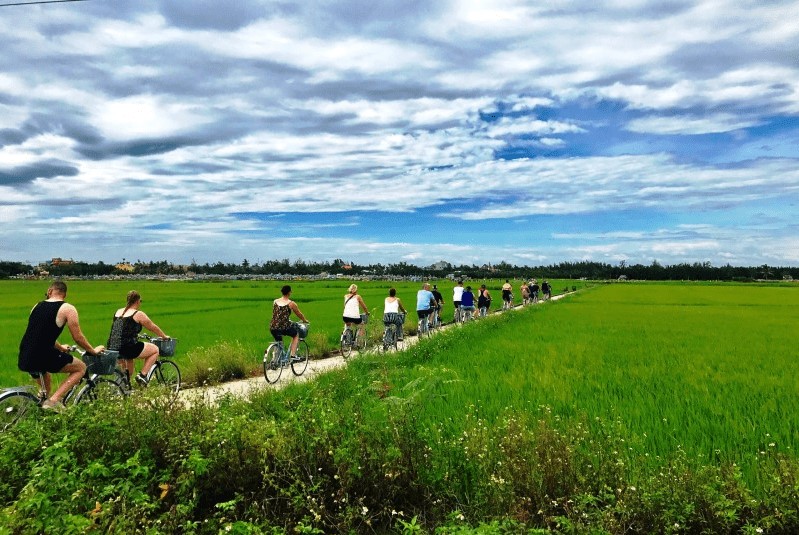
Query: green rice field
0 278 574 386
2 279 799 532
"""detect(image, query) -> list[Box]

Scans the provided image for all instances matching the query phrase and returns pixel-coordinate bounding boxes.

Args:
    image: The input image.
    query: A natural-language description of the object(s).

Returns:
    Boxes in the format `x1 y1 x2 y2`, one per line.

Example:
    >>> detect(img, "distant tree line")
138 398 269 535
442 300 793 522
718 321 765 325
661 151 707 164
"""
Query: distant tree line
2 259 797 282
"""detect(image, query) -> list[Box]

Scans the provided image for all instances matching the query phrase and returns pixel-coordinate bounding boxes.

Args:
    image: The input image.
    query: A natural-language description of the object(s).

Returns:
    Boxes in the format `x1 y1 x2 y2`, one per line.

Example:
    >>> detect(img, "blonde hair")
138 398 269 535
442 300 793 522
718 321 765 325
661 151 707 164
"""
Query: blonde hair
348 284 358 294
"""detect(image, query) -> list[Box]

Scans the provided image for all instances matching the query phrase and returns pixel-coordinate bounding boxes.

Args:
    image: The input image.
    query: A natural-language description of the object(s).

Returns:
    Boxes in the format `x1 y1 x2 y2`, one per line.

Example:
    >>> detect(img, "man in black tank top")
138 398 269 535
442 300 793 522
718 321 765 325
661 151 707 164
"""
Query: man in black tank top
18 281 105 409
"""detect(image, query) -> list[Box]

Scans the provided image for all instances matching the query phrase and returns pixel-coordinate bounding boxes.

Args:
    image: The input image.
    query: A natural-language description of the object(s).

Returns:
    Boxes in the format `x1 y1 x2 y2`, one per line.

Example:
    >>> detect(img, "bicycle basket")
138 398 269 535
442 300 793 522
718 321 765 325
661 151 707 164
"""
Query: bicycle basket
360 313 369 324
153 338 177 357
294 322 310 340
82 350 119 375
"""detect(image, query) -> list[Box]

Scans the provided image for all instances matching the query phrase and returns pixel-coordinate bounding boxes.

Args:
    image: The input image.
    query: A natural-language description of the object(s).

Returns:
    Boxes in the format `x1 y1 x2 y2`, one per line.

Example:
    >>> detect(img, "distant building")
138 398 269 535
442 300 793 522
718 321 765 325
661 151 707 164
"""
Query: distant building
51 257 74 266
115 263 135 272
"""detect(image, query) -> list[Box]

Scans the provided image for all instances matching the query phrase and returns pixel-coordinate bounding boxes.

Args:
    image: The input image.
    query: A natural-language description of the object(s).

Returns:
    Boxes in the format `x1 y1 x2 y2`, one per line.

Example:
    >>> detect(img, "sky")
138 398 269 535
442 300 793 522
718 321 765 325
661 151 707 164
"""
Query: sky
1 0 798 268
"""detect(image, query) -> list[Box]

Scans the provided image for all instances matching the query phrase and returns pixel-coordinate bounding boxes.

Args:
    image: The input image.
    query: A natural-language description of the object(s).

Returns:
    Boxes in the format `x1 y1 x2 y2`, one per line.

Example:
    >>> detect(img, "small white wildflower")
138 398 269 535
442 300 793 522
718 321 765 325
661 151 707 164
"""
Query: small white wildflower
362 506 369 515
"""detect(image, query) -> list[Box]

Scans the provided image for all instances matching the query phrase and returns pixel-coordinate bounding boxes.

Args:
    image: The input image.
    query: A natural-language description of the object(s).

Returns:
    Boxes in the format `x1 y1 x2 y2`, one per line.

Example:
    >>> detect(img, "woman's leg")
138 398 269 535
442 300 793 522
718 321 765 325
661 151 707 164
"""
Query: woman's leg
138 342 160 376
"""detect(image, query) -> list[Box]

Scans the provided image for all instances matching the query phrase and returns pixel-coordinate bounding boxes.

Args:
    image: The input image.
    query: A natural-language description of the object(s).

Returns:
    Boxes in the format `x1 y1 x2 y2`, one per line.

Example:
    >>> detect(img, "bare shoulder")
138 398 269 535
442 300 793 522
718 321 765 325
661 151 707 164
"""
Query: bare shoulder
58 302 79 323
134 310 151 322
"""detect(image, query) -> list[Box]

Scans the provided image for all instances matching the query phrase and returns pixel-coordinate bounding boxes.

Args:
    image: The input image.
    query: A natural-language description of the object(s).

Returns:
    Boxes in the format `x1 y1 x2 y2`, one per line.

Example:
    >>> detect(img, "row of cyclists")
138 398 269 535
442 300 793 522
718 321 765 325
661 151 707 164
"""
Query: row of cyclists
17 281 170 411
328 279 551 347
20 279 552 409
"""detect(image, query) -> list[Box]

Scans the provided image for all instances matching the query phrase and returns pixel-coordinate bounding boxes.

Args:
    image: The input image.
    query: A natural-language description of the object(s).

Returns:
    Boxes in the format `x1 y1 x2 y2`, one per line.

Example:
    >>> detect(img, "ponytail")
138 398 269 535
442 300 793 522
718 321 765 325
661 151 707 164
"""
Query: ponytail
122 290 141 316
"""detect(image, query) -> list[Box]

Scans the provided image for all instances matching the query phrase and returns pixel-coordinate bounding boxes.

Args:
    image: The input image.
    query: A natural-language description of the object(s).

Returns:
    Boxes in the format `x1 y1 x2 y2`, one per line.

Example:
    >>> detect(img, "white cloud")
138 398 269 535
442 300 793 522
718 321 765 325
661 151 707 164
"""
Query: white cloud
0 0 798 267
626 114 760 135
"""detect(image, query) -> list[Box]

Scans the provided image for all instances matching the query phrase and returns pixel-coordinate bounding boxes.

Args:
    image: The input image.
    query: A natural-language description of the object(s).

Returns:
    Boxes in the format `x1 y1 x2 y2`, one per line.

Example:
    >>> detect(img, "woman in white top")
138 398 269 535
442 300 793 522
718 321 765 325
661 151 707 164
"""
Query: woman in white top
342 284 369 338
383 288 407 340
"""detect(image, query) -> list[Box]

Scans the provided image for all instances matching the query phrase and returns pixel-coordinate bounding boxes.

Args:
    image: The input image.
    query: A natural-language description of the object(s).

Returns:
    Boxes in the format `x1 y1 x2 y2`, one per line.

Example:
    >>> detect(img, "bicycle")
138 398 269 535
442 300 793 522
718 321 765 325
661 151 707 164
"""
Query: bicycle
340 314 368 358
0 347 124 431
264 322 310 384
502 294 514 311
114 334 181 395
417 312 432 337
69 347 126 404
382 313 405 352
460 306 475 322
429 306 442 331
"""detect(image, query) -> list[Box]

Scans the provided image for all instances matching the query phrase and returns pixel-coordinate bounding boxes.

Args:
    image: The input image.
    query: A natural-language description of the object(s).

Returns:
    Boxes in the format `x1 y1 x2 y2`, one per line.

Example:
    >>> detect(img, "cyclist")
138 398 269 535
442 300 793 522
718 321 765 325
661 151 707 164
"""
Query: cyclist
342 284 369 341
430 284 444 327
521 282 530 305
461 286 476 318
383 288 407 341
530 279 540 303
416 282 437 329
501 280 513 309
107 290 170 386
17 281 105 410
477 284 492 317
452 280 465 321
541 280 552 301
269 285 309 360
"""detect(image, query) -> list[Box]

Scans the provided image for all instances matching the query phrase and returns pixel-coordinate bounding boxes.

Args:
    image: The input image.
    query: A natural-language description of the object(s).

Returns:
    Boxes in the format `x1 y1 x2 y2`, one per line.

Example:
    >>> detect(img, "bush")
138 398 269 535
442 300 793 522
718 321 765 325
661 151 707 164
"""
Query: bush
182 340 256 386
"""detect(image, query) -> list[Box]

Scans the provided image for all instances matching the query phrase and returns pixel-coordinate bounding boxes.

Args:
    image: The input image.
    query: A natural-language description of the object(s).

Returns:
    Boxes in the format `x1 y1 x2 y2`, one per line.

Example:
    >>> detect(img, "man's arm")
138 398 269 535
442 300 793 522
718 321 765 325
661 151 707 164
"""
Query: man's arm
61 304 103 356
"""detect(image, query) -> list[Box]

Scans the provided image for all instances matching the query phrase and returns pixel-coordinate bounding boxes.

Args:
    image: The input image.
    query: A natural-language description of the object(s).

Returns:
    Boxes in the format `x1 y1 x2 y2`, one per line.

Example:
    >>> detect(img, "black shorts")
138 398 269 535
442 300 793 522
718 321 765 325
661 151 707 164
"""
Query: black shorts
24 349 74 377
502 290 511 301
416 309 432 321
118 342 145 360
342 316 362 325
271 325 299 341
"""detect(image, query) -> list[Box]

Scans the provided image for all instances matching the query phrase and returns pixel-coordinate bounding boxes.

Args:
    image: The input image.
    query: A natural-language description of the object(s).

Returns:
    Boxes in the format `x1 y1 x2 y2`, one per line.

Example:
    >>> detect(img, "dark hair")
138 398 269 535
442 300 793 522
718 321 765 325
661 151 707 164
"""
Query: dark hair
466 286 472 291
281 285 292 296
389 288 397 297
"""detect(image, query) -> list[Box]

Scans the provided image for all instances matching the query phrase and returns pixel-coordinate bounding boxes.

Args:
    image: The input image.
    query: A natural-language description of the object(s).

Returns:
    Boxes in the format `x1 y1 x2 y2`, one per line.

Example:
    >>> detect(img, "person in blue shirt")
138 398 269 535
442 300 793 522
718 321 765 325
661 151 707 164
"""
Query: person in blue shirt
461 285 476 316
416 282 436 324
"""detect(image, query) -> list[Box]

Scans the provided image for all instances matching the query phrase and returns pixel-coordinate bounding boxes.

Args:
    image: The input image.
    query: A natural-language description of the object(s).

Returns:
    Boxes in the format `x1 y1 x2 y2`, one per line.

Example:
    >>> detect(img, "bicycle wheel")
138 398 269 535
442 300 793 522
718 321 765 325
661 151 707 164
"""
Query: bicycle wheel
112 368 132 394
264 344 284 384
147 359 181 394
340 329 354 358
418 319 429 338
355 327 368 351
291 340 310 376
381 326 390 352
73 377 125 405
0 390 40 432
